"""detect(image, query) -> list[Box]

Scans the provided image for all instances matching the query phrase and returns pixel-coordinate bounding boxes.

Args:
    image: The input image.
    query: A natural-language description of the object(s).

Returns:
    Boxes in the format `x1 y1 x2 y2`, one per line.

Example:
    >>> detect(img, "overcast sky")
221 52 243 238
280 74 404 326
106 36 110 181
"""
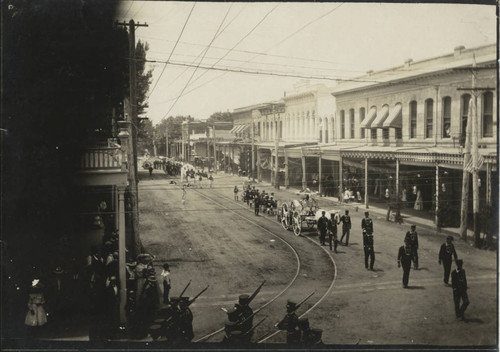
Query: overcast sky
116 1 497 124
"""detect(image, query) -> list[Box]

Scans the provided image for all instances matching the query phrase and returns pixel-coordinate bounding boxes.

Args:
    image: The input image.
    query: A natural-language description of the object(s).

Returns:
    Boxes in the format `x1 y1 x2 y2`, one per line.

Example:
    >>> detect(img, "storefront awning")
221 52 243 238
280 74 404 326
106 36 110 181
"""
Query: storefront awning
229 125 239 133
359 107 377 128
371 105 390 128
238 125 249 133
383 104 402 128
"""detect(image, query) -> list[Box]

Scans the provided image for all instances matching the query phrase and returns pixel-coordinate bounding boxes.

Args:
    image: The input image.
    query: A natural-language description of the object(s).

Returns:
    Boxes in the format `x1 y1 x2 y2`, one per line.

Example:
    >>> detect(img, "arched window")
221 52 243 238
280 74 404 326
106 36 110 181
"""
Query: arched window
340 110 345 139
460 94 471 146
359 107 365 139
425 98 433 138
442 97 451 138
482 91 493 137
409 101 417 139
349 109 355 139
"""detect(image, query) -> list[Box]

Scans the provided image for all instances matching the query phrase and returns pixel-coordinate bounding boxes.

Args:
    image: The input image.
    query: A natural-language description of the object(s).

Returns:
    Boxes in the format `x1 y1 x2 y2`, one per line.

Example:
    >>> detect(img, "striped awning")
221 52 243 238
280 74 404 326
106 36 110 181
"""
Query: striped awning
383 104 402 128
360 107 377 128
238 124 249 133
229 125 239 133
371 105 390 128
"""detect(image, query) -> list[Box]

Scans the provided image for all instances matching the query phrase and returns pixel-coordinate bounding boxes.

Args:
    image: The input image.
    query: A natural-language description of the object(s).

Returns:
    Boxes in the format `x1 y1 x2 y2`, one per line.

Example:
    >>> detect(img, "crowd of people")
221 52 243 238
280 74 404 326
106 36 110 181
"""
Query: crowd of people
242 186 278 216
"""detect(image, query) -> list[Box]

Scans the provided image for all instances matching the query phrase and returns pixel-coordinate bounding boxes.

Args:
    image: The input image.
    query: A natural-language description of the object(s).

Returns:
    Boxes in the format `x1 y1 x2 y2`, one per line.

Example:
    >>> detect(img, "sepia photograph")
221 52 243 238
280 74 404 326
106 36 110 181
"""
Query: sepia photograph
1 0 498 350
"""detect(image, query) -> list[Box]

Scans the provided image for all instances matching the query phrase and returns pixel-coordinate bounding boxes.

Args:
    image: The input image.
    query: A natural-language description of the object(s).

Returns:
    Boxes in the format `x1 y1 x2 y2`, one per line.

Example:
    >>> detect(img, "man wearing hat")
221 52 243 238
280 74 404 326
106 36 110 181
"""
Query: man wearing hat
161 263 171 304
317 211 328 246
177 297 194 343
405 225 419 269
254 191 261 216
340 210 352 246
327 212 339 252
361 211 373 235
276 300 300 345
234 295 253 339
451 259 469 320
363 231 375 270
397 239 413 288
439 236 458 286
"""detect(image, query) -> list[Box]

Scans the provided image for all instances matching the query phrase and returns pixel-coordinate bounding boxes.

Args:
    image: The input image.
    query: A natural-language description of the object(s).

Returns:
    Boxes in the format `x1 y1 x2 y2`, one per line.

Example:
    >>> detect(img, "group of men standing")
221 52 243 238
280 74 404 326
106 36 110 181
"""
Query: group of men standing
316 209 355 254
317 208 469 321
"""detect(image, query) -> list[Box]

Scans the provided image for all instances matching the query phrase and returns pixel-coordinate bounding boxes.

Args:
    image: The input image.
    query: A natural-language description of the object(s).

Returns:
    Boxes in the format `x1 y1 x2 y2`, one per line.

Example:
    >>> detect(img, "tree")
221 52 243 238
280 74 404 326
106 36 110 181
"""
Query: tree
207 111 232 124
154 116 194 156
135 40 153 116
137 118 154 156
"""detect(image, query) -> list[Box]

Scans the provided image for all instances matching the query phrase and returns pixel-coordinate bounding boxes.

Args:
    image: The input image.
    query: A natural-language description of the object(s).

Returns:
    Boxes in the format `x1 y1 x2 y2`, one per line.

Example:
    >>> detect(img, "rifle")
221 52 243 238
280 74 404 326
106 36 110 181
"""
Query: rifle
242 317 267 337
247 280 266 305
293 290 316 312
179 280 191 298
274 291 316 328
187 285 209 306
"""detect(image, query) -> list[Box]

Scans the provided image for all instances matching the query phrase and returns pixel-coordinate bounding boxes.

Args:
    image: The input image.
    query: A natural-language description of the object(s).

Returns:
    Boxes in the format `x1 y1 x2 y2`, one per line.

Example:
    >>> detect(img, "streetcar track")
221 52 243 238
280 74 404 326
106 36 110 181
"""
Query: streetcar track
174 186 303 343
193 187 338 343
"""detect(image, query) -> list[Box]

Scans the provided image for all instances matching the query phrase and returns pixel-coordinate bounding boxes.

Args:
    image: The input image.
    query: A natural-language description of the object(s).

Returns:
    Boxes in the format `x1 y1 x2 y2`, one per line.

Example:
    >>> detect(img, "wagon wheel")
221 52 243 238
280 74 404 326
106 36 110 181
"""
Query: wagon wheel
281 203 290 230
292 211 302 236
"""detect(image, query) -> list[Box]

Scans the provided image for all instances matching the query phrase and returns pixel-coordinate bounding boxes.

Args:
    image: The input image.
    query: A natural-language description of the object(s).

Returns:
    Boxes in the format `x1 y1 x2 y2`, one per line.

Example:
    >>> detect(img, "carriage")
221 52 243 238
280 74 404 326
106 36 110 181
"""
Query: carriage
279 194 321 236
279 192 341 236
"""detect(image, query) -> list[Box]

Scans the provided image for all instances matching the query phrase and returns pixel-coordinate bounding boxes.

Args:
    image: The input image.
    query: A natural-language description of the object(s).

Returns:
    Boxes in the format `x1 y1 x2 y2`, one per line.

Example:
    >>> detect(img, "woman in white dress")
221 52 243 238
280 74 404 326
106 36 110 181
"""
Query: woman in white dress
414 189 423 210
25 280 47 327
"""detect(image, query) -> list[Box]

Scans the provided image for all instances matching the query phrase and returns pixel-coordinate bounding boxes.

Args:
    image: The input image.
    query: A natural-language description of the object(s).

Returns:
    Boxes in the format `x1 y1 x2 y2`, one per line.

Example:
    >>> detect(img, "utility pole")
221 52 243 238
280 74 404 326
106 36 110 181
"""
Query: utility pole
273 112 280 189
213 123 217 174
165 125 169 158
116 20 148 258
457 57 493 245
251 119 256 181
153 130 157 157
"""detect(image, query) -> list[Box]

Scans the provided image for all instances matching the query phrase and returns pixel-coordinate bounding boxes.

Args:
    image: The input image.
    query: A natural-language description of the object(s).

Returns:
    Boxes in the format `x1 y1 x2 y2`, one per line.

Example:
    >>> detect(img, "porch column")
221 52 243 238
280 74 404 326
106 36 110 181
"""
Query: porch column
339 157 343 203
435 163 439 229
257 148 262 182
365 158 369 209
396 159 400 205
118 186 127 324
231 146 235 175
271 149 275 187
284 148 289 189
318 154 323 195
114 185 119 230
301 152 307 190
486 162 492 206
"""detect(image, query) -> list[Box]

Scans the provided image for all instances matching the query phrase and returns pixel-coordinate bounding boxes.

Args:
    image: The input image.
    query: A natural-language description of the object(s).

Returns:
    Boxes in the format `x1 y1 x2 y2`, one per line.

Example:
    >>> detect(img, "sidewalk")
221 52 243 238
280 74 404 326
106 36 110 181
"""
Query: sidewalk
223 172 477 244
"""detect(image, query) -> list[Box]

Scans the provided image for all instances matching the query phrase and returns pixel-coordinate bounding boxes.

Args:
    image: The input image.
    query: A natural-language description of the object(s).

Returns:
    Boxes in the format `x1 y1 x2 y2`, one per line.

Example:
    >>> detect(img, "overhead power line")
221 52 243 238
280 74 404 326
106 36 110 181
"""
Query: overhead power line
168 3 248 88
148 2 197 100
153 2 346 106
162 4 234 119
186 3 280 89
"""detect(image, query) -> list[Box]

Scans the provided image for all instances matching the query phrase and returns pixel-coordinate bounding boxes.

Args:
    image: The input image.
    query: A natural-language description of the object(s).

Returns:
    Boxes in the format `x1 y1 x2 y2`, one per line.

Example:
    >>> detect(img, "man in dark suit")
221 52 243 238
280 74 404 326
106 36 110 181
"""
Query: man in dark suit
398 239 413 288
451 259 469 320
439 236 458 286
317 211 328 246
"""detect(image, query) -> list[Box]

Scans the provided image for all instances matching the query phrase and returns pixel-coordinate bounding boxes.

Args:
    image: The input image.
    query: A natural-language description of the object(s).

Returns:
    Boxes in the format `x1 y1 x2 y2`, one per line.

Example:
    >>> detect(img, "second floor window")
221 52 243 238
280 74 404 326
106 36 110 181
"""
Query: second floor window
371 128 377 140
482 91 493 138
359 107 365 138
350 109 355 139
425 98 433 138
340 110 345 139
442 97 451 138
382 128 389 140
410 101 417 138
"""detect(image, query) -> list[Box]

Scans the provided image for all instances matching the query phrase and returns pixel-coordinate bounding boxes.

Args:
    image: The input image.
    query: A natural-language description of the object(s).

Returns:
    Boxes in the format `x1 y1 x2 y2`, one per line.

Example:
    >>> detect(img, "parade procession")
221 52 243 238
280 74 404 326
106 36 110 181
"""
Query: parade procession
2 1 498 350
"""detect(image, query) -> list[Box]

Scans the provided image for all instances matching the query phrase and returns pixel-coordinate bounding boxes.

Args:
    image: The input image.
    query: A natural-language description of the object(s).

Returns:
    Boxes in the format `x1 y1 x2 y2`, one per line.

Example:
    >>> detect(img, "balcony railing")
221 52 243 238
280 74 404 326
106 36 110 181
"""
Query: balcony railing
81 146 125 170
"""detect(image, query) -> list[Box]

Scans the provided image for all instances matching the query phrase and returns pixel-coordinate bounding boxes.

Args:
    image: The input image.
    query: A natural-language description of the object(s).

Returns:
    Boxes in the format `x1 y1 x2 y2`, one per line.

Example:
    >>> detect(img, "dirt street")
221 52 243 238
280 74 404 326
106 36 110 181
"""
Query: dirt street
139 170 497 346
